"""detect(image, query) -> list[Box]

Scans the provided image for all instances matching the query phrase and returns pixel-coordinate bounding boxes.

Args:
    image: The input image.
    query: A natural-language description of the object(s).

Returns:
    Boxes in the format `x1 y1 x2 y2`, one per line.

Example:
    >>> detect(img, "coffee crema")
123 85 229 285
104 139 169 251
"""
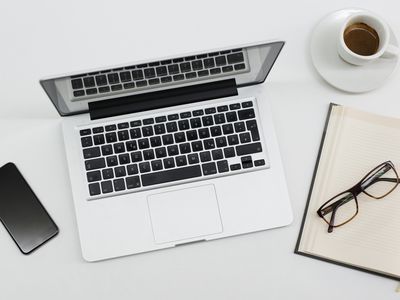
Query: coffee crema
343 22 380 56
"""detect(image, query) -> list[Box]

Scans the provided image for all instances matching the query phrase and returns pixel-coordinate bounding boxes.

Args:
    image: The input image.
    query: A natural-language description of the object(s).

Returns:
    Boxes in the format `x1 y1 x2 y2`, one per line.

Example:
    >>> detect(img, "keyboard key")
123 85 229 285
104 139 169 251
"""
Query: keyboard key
141 165 202 187
136 80 148 87
87 170 101 182
185 72 197 79
178 120 190 130
126 140 137 151
241 156 253 169
168 64 180 74
198 70 209 77
227 134 239 145
210 126 222 137
190 117 202 128
192 109 204 116
175 155 187 167
255 159 266 167
229 103 241 110
95 75 108 86
239 132 251 144
202 162 217 176
197 54 207 59
73 90 85 97
222 124 234 134
83 77 95 88
124 82 135 89
130 128 142 139
92 127 104 134
234 122 246 132
179 143 191 154
118 153 130 165
188 153 199 164
105 124 117 131
163 157 175 169
155 116 167 123
126 176 141 189
156 66 168 77
162 134 174 145
227 52 244 64
126 164 138 175
132 70 144 80
111 84 123 91
106 132 117 143
81 136 93 147
173 58 184 63
155 147 167 158
161 76 172 83
204 139 215 150
118 130 130 141
217 160 229 173
149 78 160 85
198 128 210 139
106 156 118 167
138 138 150 149
131 151 143 162
101 145 113 156
223 147 235 158
205 107 216 114
118 122 129 129
202 116 214 126
89 183 101 196
222 66 233 73
192 60 203 70
214 114 226 124
108 73 120 84
246 120 260 141
215 56 227 66
101 181 113 194
186 130 198 141
173 74 184 81
230 163 241 171
184 56 196 61
151 160 163 171
234 63 246 70
217 105 228 112
166 121 178 132
200 151 212 162
212 149 223 160
80 129 91 136
120 71 132 82
180 62 191 72
204 58 215 68
168 114 179 121
174 132 186 143
86 88 97 95
167 145 179 156
83 147 101 159
215 136 227 148
113 178 126 191
143 149 155 160
102 168 114 179
242 101 253 108
150 136 162 147
149 62 160 67
210 68 221 75
71 78 83 89
226 111 238 122
238 108 255 120
154 124 166 135
114 166 126 177
85 158 106 170
236 142 262 156
180 111 191 118
142 126 154 137
161 59 172 65
130 120 142 127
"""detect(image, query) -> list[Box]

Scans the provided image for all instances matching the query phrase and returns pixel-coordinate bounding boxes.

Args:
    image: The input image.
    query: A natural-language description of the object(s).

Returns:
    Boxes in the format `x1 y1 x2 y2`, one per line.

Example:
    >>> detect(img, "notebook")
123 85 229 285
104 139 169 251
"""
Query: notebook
295 103 400 281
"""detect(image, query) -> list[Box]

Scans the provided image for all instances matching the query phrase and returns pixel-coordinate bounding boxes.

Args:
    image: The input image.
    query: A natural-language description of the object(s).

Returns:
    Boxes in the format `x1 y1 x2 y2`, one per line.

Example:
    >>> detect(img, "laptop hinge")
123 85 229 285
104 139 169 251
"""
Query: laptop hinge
88 79 238 120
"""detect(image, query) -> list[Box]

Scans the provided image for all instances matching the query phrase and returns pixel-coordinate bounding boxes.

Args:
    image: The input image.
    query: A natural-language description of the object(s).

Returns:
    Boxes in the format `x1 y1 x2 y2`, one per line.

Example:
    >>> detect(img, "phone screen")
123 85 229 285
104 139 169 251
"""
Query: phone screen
0 163 58 254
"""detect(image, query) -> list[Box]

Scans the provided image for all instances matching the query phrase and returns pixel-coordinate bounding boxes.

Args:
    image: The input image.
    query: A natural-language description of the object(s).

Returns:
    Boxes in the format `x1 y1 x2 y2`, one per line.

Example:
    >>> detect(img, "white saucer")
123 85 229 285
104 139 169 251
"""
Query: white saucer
311 8 399 93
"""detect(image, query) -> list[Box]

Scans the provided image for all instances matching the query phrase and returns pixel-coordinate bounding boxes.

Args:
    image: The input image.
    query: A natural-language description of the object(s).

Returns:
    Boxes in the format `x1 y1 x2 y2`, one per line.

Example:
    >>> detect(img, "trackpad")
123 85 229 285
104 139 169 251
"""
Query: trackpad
147 184 223 244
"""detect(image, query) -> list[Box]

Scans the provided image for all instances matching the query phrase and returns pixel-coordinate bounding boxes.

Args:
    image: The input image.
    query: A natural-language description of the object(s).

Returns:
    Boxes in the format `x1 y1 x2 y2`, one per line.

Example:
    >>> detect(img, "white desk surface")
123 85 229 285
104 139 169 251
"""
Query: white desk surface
1 0 400 299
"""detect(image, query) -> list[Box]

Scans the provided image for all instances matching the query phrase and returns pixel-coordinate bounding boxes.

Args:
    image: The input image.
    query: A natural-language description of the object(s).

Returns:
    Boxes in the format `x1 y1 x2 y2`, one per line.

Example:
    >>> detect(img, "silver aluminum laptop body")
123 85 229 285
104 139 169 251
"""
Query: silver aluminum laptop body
40 40 293 261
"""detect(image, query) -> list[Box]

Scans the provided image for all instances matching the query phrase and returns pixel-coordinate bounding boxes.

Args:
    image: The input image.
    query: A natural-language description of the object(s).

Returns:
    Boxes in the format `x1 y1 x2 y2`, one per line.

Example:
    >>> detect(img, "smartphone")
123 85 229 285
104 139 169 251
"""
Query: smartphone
0 163 58 254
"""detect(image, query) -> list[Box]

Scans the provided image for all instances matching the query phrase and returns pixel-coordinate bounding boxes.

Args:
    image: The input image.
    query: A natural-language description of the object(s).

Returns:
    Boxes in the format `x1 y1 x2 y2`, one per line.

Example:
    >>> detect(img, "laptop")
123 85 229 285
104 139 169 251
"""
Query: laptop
40 40 293 262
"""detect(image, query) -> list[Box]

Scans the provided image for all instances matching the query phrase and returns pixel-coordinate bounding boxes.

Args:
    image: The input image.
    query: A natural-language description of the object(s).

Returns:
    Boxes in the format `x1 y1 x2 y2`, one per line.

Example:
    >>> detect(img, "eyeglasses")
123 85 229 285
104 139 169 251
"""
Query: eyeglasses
317 161 399 233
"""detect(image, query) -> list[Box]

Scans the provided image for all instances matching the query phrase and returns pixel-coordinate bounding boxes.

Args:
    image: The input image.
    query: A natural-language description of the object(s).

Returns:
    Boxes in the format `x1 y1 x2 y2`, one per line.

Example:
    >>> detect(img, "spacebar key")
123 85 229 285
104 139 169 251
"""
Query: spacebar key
141 165 202 186
236 142 263 156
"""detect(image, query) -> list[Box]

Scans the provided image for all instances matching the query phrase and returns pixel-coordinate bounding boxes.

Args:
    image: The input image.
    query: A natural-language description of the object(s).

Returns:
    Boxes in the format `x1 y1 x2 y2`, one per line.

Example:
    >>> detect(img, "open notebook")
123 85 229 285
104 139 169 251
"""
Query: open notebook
296 104 400 281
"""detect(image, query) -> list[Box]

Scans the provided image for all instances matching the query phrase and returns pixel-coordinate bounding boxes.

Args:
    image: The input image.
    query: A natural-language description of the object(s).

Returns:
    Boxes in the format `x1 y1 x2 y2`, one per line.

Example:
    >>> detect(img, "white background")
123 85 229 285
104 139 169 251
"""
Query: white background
1 0 400 299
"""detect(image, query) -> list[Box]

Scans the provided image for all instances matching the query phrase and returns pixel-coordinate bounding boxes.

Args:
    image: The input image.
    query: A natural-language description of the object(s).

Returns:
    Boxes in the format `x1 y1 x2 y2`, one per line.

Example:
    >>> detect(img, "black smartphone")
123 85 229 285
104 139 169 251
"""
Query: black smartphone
0 163 58 254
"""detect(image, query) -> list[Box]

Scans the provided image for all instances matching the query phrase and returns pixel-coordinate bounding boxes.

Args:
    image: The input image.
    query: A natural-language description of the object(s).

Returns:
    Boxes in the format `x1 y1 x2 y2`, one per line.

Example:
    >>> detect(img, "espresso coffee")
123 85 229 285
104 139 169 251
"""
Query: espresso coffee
343 22 380 56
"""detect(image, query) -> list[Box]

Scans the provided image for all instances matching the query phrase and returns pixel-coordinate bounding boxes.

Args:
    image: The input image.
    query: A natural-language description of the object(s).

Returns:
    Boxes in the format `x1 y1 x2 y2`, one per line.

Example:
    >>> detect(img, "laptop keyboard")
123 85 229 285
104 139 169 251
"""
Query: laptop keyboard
79 98 269 199
70 49 248 99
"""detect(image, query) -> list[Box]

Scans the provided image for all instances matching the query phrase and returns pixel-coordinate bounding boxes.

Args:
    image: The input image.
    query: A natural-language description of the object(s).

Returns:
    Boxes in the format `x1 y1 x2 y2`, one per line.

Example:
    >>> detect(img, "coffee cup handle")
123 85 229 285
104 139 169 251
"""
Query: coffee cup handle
382 44 399 58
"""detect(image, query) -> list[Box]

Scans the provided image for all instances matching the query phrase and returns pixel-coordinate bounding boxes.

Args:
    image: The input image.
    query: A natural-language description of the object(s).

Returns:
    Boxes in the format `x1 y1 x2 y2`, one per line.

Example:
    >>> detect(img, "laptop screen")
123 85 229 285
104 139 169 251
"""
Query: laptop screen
40 41 284 117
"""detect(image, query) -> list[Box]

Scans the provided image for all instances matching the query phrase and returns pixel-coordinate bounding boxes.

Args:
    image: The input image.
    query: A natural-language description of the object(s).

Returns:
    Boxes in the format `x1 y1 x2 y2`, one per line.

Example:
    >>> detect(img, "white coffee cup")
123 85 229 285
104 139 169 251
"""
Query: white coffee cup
338 12 399 66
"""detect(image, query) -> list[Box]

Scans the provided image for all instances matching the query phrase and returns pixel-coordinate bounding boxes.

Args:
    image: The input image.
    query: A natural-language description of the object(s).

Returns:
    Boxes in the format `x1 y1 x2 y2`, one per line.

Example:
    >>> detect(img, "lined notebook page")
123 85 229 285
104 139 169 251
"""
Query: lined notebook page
299 105 400 277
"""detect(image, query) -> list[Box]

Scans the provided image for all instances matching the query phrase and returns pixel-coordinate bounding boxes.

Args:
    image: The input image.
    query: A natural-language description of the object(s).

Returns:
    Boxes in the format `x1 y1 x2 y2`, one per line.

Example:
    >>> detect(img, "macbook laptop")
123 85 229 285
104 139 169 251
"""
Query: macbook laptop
40 40 293 261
